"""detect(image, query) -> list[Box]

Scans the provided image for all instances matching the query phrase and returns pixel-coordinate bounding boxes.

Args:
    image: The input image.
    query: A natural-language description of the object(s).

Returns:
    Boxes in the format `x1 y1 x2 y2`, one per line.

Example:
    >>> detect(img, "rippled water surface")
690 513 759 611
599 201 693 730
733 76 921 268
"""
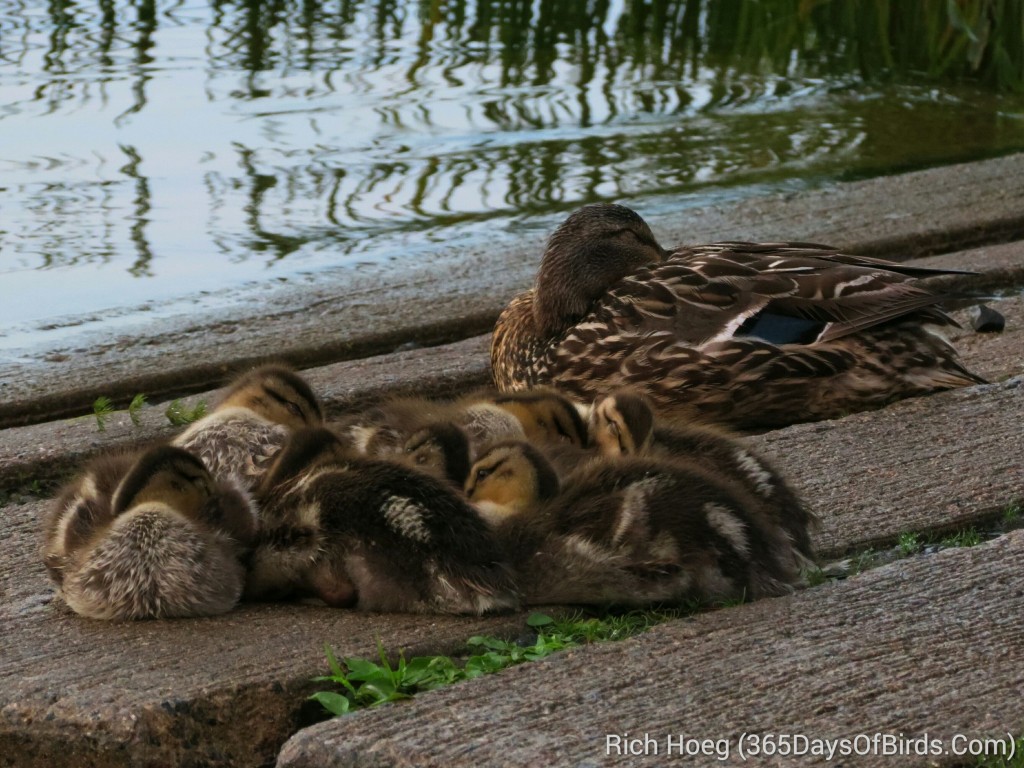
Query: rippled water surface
3 0 1024 352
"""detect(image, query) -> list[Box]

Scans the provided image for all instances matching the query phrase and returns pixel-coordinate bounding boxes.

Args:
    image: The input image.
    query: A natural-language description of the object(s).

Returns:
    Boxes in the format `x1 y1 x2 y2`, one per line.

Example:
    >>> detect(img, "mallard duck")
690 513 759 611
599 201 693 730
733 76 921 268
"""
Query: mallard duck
588 389 816 565
46 445 256 620
248 427 518 614
491 203 987 430
173 364 323 489
466 440 810 606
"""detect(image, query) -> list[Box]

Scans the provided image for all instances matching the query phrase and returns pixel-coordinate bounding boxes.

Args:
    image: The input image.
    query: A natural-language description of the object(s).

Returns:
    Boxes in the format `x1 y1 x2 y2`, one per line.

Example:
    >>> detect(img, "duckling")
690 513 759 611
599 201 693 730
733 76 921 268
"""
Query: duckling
464 440 560 526
173 364 323 489
43 450 139 587
48 445 256 620
466 441 809 606
333 388 586 467
464 388 589 448
491 203 987 430
248 427 518 615
396 422 472 488
588 390 817 563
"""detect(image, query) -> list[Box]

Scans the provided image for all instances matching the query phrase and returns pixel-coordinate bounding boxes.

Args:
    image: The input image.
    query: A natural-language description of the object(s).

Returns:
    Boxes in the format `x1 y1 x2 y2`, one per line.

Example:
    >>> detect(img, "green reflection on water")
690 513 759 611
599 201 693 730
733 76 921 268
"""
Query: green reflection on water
0 0 1023 343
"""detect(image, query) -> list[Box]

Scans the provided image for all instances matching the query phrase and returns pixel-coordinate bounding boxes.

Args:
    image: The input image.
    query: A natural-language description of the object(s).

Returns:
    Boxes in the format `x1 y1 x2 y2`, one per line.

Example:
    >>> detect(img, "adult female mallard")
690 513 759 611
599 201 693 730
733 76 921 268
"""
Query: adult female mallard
491 204 986 430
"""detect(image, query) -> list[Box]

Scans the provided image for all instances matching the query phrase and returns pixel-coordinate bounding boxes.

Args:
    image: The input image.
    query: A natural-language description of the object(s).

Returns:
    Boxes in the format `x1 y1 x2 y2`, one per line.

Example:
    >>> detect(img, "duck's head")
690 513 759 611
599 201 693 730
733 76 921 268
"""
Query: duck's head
219 364 323 429
464 441 560 525
402 422 472 488
589 390 655 457
491 389 588 447
534 204 666 336
111 445 256 544
260 426 350 492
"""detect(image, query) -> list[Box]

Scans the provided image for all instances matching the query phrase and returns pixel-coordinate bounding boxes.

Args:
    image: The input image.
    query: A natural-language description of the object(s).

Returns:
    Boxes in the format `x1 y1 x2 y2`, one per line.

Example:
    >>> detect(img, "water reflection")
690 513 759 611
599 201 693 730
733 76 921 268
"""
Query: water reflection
1 0 1024 343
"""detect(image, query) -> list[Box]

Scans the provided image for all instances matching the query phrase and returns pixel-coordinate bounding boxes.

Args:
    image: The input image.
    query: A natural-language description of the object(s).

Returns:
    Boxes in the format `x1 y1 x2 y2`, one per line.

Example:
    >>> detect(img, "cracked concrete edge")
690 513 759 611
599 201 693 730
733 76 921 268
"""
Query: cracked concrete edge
276 529 1024 768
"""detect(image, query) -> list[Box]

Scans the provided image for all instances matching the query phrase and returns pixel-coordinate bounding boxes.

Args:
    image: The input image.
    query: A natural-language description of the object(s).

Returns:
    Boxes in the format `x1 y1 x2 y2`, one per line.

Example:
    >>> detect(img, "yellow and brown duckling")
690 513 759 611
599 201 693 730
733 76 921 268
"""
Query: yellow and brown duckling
466 440 810 606
173 364 323 489
491 203 986 430
247 427 518 615
331 387 586 467
588 390 817 565
44 445 256 620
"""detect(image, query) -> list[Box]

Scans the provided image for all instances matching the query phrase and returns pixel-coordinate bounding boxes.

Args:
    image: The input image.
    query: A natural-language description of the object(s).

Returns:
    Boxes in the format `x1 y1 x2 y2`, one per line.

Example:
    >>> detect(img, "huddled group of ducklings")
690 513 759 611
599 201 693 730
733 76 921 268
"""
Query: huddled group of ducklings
42 363 817 621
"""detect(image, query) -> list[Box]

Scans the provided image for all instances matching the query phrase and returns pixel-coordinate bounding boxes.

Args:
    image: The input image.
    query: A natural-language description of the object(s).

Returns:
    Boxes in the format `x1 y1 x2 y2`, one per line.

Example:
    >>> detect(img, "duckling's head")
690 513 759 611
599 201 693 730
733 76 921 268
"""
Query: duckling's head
465 441 560 526
219 364 323 429
534 204 666 336
492 390 588 447
110 445 257 545
403 422 471 488
589 390 655 457
259 426 351 492
112 446 216 517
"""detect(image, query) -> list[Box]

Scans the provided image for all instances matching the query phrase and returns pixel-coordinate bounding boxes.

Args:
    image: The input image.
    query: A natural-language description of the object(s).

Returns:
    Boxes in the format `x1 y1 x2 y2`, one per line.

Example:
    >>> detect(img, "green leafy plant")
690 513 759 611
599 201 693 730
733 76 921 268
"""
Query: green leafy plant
976 735 1024 767
127 393 148 426
92 396 115 432
940 527 984 549
898 531 922 556
165 399 208 426
1003 502 1022 526
312 610 684 717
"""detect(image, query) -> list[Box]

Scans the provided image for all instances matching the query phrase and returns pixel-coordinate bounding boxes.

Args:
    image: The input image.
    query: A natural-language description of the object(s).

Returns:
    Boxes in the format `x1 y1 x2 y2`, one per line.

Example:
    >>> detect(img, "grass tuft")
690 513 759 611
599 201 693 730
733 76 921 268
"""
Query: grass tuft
312 609 685 716
165 399 208 426
92 396 115 432
127 394 148 426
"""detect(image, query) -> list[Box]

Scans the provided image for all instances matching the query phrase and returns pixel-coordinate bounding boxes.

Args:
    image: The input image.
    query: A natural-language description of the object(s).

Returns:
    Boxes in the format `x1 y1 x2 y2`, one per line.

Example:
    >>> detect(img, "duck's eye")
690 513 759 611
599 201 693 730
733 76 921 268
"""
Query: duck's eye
475 467 491 481
286 402 304 419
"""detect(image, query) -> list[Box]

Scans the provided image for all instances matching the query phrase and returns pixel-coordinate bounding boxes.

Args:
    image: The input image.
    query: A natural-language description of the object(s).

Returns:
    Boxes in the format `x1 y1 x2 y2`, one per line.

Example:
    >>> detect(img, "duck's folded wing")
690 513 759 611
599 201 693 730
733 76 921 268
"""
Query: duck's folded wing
595 244 965 345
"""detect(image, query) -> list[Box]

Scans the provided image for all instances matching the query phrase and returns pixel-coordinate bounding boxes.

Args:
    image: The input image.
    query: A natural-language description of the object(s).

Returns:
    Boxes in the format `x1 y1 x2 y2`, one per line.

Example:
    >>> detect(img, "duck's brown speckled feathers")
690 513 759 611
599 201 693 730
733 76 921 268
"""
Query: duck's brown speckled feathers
249 427 518 614
491 204 986 429
47 446 255 620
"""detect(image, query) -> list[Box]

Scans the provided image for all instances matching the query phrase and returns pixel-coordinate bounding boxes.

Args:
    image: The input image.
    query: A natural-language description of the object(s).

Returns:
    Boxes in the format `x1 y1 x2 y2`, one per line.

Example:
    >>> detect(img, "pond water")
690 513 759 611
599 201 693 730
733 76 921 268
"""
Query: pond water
2 0 1024 356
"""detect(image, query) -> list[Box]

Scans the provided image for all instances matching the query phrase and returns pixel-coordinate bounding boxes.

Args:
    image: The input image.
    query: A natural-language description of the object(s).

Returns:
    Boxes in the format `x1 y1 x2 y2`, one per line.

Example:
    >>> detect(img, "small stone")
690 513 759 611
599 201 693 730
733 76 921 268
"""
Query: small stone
970 304 1006 333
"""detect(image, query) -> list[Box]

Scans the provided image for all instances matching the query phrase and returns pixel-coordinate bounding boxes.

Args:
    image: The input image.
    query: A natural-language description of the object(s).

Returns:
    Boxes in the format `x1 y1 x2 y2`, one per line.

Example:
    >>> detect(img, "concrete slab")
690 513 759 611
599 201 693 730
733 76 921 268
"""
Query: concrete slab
0 495 529 767
751 376 1024 558
277 529 1024 768
2 375 1020 766
3 154 1024 428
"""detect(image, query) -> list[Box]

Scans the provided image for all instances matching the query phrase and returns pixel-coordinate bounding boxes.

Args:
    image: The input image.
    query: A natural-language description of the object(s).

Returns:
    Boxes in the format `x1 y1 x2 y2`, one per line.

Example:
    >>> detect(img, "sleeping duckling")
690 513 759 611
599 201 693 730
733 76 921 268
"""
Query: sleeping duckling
492 203 986 430
43 450 139 587
466 441 809 606
48 445 256 620
248 427 518 615
463 440 560 527
397 422 472 487
334 388 586 466
460 388 589 449
173 364 323 489
588 390 817 564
